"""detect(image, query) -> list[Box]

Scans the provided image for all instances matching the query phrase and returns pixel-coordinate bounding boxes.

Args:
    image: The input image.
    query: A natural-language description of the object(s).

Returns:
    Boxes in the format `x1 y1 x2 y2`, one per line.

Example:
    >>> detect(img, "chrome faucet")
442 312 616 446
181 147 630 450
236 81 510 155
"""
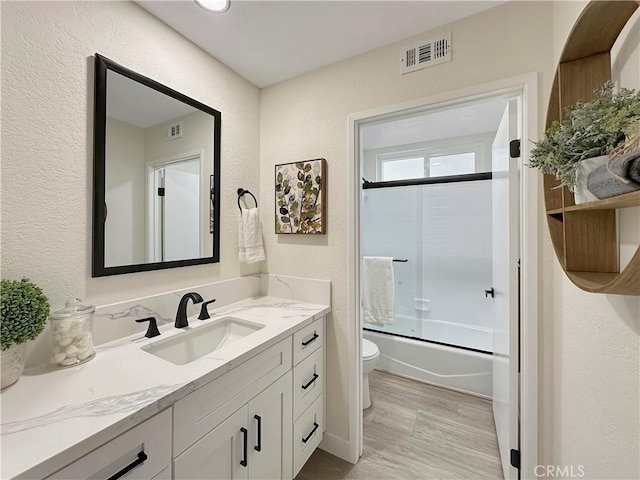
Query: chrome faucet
175 292 203 328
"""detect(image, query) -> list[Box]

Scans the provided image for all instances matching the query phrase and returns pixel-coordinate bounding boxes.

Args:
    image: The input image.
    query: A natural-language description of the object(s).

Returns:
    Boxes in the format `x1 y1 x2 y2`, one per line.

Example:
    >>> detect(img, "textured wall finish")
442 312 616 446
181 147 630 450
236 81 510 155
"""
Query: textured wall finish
260 0 555 447
544 4 640 479
1 1 261 365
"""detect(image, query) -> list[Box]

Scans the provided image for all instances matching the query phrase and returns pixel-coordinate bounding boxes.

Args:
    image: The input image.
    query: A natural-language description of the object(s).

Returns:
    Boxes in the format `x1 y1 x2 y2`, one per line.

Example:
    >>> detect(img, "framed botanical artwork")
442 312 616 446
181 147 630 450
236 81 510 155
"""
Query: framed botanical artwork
275 158 327 234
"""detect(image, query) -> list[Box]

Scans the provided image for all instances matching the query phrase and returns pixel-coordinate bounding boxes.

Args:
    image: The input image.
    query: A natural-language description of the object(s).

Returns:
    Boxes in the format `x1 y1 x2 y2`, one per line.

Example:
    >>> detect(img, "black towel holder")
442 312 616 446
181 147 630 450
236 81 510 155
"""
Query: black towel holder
237 188 258 211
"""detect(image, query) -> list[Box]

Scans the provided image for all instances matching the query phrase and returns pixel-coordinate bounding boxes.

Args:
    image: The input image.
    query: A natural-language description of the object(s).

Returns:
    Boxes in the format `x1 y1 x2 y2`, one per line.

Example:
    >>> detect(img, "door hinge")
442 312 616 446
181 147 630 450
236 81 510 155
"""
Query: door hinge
510 449 520 469
157 187 165 197
510 139 521 159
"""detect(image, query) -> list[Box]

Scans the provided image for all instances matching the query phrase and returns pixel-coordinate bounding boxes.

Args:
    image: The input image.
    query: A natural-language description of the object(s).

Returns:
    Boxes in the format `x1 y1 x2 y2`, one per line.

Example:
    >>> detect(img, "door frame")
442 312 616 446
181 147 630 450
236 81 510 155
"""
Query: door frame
145 150 204 262
347 72 539 475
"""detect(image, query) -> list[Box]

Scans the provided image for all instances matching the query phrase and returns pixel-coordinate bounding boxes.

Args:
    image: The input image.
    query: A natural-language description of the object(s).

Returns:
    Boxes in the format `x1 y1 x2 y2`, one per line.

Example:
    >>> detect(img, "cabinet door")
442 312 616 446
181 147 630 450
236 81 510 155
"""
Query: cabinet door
248 372 293 480
174 406 249 480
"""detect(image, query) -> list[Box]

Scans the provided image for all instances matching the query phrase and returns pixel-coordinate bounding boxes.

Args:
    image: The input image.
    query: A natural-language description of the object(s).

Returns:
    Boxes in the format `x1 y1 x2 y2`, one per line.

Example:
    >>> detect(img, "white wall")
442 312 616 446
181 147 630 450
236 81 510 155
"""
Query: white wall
105 117 146 267
1 1 261 366
260 0 556 447
540 4 640 479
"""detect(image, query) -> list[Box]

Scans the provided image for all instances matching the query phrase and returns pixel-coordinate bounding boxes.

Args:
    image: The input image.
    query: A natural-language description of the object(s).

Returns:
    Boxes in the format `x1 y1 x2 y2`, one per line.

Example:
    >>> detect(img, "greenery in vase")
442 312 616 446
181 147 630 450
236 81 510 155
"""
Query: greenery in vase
1 278 50 350
530 82 640 190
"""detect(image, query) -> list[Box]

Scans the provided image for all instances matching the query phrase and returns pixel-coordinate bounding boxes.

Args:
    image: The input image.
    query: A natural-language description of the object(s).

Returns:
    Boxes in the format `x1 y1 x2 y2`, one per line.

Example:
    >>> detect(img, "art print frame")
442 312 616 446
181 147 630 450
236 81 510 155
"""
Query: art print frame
275 158 327 234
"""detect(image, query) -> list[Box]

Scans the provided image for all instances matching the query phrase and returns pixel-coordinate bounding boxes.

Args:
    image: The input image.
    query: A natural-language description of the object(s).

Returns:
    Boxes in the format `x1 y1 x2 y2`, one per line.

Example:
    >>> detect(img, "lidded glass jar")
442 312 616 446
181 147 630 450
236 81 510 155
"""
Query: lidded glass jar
50 298 96 367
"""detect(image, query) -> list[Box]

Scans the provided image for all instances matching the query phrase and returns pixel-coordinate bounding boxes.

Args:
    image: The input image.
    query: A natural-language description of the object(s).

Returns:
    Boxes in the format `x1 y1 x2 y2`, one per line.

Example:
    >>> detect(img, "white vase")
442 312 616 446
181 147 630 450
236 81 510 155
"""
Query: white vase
574 155 609 204
1 343 26 390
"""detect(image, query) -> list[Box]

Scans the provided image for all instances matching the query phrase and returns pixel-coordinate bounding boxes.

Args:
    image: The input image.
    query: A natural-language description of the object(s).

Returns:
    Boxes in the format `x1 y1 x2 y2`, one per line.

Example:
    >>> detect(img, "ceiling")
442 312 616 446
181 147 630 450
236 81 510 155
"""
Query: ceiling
107 70 196 128
136 0 504 88
361 96 508 150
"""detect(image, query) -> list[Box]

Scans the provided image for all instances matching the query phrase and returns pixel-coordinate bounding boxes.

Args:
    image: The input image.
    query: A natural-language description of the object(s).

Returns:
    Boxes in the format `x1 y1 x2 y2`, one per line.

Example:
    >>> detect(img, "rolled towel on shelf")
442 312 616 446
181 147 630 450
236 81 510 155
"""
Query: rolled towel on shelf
587 159 640 200
628 157 640 184
605 149 640 185
362 256 395 326
238 207 265 264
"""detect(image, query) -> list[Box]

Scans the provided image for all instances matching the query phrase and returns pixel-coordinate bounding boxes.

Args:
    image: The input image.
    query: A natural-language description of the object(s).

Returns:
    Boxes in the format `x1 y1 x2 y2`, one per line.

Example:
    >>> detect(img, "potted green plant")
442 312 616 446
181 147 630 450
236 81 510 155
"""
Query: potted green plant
1 278 50 389
531 82 640 203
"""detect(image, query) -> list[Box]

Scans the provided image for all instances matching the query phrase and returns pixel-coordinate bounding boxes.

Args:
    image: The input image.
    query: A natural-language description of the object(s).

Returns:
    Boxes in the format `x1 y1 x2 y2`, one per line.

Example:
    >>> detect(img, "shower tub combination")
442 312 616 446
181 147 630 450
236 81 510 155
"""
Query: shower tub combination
361 177 495 399
364 316 493 398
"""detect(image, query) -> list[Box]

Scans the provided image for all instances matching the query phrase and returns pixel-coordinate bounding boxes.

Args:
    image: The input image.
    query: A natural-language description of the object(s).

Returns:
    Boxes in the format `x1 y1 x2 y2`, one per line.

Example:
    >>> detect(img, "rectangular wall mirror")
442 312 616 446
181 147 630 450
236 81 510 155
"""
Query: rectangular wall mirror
92 54 221 277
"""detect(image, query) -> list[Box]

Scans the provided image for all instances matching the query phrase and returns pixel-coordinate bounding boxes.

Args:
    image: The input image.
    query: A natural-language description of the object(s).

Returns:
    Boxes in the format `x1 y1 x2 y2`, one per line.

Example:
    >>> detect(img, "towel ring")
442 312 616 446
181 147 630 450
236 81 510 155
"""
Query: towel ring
237 188 258 211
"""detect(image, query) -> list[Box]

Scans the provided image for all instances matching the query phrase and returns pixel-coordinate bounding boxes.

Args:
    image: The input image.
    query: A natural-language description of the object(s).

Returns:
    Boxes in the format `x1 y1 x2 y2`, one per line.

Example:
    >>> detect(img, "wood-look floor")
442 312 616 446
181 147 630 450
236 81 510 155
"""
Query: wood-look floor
296 371 503 480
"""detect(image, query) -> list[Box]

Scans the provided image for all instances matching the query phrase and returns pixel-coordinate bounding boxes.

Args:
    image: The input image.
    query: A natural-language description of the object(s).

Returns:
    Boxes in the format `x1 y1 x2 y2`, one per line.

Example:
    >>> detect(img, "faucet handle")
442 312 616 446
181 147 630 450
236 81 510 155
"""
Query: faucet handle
198 299 217 320
136 317 161 338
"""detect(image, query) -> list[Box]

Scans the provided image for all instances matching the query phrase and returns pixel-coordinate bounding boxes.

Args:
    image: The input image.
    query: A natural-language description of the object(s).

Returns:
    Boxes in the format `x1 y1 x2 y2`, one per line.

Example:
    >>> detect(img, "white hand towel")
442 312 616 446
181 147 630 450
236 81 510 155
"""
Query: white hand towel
238 207 265 264
362 256 395 325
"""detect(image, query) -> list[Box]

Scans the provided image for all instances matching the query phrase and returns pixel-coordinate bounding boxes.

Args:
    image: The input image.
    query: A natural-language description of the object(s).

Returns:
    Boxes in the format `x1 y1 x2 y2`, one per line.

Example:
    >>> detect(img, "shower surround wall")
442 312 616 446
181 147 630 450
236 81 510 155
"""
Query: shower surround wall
362 179 493 352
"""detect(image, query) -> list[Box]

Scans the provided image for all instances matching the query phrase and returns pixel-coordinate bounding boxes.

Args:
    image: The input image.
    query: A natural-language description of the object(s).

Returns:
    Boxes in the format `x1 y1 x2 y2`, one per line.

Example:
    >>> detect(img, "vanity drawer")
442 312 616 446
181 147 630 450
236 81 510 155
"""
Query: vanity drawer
293 346 323 420
293 317 323 365
173 337 292 456
48 409 171 480
293 395 324 477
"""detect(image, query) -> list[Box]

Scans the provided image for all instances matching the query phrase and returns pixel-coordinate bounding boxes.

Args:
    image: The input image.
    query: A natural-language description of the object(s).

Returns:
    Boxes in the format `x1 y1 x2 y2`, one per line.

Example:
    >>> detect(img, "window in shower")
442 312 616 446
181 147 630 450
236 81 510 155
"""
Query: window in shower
380 155 424 181
373 136 488 183
429 152 475 177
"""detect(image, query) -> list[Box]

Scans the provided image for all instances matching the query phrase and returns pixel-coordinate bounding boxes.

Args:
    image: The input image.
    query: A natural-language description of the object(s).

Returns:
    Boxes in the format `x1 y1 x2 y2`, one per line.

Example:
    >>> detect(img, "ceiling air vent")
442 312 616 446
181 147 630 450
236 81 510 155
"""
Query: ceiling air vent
400 32 451 75
166 121 183 140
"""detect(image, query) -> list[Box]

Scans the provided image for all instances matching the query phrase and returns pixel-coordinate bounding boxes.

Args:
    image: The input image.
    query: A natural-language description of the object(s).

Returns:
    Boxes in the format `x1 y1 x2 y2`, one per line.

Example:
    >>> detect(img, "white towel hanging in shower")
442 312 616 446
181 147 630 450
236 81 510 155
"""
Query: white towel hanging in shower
362 256 395 325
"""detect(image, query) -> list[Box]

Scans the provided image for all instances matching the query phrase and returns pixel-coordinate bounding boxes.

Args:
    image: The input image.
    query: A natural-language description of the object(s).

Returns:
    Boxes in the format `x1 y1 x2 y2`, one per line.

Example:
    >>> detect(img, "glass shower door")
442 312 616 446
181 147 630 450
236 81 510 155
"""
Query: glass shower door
361 185 422 339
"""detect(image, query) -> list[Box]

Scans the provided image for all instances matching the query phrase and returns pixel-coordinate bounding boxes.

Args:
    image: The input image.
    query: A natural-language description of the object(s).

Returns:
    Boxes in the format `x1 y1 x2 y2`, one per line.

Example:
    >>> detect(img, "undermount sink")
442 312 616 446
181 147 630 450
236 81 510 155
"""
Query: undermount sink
141 317 264 365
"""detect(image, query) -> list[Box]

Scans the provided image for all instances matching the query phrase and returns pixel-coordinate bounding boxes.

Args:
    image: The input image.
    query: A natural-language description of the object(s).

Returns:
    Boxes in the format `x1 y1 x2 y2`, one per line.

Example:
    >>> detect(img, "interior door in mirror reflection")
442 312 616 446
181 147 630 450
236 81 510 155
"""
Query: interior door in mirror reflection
146 154 202 263
93 53 221 276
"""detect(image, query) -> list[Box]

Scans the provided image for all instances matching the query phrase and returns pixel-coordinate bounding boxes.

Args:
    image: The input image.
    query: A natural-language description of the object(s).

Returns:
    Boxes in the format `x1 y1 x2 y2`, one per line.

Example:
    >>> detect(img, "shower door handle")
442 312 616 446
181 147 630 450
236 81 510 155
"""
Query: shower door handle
485 288 495 298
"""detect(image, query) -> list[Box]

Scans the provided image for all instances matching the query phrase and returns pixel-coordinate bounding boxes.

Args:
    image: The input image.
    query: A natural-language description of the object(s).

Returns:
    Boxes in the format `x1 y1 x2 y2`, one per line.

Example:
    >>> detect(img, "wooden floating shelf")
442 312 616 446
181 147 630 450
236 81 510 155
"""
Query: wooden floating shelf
545 190 640 214
543 0 640 295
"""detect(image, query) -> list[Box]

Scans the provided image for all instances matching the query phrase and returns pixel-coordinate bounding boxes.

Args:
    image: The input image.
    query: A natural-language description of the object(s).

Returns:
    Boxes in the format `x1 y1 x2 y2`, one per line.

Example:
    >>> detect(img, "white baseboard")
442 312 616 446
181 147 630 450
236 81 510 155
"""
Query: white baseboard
319 432 357 464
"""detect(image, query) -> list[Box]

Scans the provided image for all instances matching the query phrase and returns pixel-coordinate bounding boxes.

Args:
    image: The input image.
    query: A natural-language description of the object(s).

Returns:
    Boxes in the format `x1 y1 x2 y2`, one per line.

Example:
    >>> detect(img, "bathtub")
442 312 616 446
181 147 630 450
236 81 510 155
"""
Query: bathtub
363 324 493 398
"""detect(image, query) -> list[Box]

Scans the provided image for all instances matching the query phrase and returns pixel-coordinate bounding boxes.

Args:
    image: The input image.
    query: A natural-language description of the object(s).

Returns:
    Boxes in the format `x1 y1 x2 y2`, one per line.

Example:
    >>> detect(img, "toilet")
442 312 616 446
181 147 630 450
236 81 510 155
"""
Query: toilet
362 338 380 409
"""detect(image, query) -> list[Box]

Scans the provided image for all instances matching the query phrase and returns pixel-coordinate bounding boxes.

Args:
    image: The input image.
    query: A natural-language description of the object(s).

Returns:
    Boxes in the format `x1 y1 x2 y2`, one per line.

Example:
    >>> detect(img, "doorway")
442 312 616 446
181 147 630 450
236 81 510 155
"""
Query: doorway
348 74 539 477
147 152 202 262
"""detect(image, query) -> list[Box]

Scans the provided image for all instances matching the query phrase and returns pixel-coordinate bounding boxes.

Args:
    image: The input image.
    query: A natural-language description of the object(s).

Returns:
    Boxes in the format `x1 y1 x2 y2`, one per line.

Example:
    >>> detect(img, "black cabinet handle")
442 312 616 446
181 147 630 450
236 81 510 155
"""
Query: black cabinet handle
302 333 319 347
107 452 147 480
302 373 319 390
302 422 319 443
485 288 495 298
254 415 262 452
240 427 248 467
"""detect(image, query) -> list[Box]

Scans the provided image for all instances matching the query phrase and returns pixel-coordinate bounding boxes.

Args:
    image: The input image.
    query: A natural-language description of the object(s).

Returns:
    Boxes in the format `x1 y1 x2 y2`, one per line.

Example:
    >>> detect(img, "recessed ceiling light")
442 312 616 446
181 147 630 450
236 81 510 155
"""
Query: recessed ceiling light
195 0 229 13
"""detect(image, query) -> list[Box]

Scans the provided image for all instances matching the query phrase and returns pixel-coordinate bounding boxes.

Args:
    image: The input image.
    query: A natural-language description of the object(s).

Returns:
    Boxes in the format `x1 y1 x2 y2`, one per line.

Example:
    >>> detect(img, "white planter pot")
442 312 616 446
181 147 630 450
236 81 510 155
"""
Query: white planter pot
574 155 609 204
1 343 26 390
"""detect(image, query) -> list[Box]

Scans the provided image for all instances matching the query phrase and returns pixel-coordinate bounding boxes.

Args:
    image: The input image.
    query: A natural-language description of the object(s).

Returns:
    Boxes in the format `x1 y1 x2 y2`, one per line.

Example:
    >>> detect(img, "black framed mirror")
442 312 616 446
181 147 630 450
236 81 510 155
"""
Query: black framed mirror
92 54 221 277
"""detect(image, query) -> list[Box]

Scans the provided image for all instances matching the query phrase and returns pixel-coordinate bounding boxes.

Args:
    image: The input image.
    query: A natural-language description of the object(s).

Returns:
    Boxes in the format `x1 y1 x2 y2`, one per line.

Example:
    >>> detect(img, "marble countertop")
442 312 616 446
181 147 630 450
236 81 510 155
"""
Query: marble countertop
0 296 330 479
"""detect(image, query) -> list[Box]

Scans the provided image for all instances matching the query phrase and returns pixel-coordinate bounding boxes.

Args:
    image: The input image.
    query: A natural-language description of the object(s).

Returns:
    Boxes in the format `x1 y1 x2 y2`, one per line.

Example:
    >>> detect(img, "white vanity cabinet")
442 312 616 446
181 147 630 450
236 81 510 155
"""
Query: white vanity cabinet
47 409 172 480
173 316 325 480
174 372 292 480
291 317 325 477
33 316 325 480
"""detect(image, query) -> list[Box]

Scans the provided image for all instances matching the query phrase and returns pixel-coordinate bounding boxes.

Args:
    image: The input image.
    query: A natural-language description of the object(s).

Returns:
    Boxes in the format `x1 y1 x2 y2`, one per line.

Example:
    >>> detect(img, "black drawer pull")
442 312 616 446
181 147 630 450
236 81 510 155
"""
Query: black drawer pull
302 422 319 443
302 373 319 390
301 332 319 347
254 415 262 452
240 427 248 467
107 452 147 480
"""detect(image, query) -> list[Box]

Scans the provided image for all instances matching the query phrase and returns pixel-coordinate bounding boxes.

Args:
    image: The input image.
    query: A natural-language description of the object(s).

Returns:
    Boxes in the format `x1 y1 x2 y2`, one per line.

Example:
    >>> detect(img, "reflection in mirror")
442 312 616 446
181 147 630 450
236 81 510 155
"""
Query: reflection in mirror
93 54 221 276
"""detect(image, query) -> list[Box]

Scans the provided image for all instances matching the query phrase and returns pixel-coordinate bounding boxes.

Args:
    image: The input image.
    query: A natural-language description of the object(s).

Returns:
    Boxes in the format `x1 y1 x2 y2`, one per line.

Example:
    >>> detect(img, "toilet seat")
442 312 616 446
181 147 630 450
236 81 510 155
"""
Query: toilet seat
363 338 379 359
